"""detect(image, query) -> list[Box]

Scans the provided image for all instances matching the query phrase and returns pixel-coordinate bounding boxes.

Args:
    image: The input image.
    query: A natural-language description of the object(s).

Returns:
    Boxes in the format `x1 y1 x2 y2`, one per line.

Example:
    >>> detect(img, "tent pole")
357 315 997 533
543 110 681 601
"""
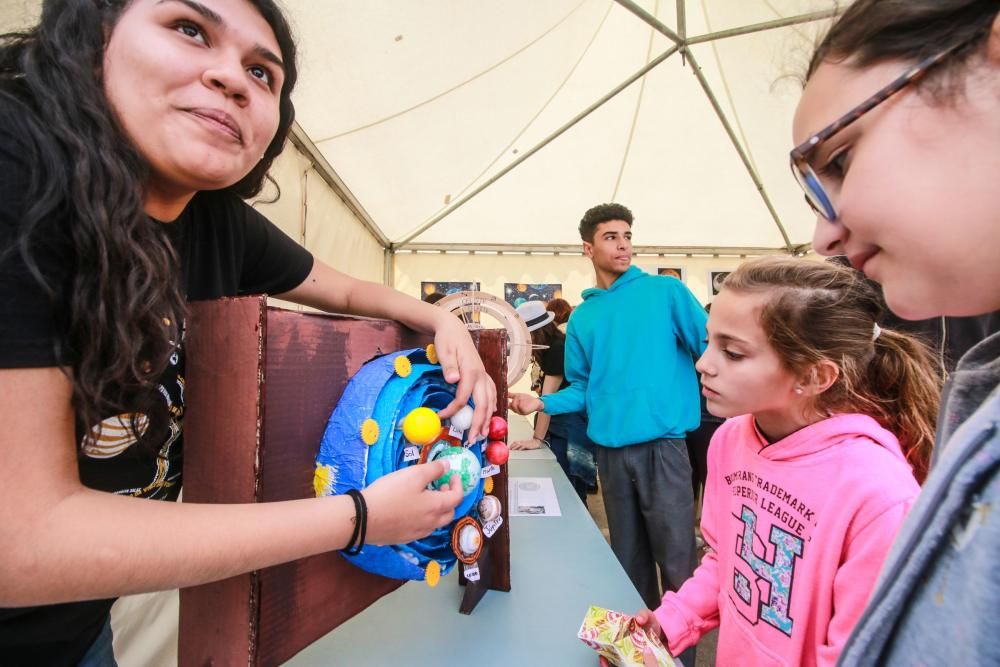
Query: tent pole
614 0 682 44
676 0 686 39
393 43 681 249
682 47 794 252
288 122 390 249
610 0 795 252
383 248 395 287
686 9 842 45
400 242 799 255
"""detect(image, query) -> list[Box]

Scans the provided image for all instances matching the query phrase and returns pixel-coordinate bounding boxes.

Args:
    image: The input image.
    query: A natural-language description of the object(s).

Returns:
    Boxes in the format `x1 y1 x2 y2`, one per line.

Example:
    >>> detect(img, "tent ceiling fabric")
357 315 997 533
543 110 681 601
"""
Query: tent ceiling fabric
288 0 839 252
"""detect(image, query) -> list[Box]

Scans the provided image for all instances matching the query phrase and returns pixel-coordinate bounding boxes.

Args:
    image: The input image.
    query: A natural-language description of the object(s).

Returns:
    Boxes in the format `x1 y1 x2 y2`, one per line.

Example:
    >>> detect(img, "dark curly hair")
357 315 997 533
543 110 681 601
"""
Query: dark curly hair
0 0 298 445
578 202 633 242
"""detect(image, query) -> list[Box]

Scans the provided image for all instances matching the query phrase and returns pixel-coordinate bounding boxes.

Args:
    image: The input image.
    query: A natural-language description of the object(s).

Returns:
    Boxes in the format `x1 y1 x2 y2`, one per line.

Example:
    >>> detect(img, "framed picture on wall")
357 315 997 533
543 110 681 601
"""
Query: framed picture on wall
420 281 480 303
708 271 731 296
503 283 562 308
657 267 685 282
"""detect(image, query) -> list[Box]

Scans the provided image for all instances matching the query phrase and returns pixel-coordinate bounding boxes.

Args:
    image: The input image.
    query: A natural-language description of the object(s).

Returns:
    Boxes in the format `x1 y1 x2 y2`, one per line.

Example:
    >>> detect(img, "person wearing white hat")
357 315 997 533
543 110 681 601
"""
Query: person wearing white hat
510 301 583 495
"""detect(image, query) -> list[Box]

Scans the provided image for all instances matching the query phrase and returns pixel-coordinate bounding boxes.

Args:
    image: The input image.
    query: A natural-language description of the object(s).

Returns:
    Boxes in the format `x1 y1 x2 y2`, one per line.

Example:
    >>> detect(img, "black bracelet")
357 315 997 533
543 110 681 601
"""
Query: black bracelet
342 489 368 556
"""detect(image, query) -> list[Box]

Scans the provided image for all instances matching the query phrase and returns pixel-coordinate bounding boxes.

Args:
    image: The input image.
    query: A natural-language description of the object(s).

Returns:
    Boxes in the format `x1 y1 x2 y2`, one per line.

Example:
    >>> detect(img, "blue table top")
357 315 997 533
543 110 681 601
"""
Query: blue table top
286 456 644 666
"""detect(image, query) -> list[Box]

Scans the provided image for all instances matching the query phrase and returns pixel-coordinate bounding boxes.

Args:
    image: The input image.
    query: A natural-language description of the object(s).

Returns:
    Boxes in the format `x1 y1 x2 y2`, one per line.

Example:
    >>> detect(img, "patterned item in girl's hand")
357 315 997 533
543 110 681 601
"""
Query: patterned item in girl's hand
578 605 676 667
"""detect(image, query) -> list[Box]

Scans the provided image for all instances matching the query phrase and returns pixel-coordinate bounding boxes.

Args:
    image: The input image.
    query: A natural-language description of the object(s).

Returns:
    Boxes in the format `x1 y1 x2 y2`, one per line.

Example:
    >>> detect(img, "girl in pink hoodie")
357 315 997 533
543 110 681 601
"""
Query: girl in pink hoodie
630 257 941 667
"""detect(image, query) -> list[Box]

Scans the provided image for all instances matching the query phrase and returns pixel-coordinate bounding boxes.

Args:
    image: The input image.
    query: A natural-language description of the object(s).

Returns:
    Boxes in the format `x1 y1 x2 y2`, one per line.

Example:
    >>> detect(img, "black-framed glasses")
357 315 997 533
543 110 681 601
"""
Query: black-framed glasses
790 37 977 221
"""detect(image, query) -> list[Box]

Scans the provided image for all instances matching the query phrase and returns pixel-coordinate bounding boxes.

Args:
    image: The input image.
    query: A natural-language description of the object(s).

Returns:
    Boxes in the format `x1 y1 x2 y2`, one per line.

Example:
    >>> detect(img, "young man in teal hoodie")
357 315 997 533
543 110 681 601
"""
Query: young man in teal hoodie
510 203 708 622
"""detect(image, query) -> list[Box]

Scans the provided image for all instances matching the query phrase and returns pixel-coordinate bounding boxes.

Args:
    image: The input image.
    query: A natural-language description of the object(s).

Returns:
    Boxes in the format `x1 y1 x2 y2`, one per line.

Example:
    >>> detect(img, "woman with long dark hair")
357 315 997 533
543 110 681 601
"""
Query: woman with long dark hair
0 1 495 662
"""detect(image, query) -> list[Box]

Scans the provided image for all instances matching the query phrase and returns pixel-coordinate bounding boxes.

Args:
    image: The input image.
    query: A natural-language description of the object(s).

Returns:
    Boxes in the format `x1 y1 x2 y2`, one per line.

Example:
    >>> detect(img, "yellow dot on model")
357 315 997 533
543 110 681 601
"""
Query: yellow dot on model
425 560 441 588
393 356 412 378
360 418 380 445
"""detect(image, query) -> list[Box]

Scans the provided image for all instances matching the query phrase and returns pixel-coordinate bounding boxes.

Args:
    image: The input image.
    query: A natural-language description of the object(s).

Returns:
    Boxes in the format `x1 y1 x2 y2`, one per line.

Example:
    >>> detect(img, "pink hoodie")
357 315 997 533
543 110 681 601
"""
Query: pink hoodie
655 414 919 667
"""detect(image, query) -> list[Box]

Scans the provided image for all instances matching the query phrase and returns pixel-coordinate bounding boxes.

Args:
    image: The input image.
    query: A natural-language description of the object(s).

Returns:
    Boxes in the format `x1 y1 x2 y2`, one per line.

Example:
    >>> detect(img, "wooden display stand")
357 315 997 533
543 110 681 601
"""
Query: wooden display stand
178 296 510 667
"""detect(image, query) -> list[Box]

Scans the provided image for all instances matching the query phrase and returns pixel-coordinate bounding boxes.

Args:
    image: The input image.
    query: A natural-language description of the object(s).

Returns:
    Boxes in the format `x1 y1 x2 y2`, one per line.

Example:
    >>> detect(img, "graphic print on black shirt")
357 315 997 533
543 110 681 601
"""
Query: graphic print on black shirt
77 343 185 500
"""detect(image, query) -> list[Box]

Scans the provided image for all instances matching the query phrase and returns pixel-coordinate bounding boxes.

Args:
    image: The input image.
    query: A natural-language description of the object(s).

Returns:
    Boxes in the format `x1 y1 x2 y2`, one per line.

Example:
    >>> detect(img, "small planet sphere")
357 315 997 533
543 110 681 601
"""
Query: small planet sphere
431 446 481 495
402 407 441 445
487 416 508 441
449 405 474 432
478 495 502 522
485 440 509 466
458 524 482 556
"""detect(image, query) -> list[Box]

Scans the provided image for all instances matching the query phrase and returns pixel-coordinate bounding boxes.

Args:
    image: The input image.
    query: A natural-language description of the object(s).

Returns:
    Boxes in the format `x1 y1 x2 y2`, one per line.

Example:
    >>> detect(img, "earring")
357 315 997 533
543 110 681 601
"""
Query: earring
794 387 804 395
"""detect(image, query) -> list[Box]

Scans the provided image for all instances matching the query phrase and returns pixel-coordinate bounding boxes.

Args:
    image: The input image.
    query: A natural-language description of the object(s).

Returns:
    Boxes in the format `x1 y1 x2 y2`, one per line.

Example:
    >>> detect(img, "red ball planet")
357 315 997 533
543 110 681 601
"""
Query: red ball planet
488 416 508 441
485 440 509 466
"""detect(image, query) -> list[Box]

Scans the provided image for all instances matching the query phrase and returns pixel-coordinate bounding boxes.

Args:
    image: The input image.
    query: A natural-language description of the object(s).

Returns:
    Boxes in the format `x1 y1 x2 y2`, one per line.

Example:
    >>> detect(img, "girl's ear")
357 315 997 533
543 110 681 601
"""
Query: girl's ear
798 360 839 396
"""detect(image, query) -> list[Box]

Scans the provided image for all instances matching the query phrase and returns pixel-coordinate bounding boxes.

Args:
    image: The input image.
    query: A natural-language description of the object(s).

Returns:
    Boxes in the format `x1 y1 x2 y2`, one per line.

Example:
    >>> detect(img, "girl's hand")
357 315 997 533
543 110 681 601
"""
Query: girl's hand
510 438 544 450
633 608 664 638
598 649 660 667
433 316 497 440
361 460 464 546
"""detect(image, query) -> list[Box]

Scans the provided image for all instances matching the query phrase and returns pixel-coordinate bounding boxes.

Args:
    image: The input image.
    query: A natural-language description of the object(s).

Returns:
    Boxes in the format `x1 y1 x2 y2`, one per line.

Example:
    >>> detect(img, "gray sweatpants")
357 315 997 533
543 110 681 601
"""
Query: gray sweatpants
597 437 697 605
598 438 698 665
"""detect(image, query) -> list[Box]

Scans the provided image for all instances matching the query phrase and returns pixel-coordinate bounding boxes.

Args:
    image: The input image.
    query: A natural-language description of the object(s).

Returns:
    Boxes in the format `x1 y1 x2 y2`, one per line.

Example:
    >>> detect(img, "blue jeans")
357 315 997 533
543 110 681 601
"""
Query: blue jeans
78 617 117 667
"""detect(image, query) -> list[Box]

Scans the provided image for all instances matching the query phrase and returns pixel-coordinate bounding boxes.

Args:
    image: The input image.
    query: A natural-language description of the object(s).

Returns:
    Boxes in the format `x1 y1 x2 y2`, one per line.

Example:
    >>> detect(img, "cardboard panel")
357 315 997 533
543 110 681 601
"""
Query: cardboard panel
180 298 508 666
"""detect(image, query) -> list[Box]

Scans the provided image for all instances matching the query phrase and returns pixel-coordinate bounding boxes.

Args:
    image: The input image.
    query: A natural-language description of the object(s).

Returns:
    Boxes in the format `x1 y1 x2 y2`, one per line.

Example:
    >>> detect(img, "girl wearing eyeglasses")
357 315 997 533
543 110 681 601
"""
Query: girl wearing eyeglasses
790 1 1000 665
608 258 938 667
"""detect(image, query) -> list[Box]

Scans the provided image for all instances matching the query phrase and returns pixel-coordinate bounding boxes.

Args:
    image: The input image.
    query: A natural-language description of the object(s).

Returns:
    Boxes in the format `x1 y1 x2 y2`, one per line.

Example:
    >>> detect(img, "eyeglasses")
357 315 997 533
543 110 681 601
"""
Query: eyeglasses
790 37 977 221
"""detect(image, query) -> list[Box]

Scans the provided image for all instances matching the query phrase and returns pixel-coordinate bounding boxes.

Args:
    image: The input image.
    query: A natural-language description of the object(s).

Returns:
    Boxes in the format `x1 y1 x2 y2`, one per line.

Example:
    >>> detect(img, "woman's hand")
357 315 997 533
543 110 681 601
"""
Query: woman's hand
276 263 498 440
510 437 544 450
361 460 464 546
433 315 497 440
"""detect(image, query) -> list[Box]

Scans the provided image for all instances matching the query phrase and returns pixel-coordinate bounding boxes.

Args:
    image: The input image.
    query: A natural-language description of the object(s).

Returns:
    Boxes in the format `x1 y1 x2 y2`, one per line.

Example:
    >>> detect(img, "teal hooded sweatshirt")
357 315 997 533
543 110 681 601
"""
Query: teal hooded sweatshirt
541 266 707 447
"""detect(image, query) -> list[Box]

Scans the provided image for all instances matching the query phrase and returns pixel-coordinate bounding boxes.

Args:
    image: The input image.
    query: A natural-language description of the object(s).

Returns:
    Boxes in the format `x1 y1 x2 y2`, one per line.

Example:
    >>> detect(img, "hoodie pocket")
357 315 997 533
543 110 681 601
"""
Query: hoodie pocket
589 387 668 445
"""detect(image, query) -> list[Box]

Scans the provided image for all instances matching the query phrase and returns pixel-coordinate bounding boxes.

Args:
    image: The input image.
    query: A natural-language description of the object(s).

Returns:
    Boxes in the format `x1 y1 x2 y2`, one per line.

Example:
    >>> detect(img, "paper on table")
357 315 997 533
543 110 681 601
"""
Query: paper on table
508 477 562 517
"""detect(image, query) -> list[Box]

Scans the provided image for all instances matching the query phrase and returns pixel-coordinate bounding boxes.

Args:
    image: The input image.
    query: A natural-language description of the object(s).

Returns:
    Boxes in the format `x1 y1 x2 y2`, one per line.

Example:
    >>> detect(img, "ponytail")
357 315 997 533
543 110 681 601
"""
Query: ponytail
863 329 941 483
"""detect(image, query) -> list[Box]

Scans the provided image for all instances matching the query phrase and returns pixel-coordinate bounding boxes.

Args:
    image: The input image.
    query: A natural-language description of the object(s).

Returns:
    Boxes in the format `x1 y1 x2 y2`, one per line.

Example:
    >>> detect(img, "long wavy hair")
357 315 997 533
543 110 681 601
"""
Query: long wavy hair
724 257 942 483
0 0 298 445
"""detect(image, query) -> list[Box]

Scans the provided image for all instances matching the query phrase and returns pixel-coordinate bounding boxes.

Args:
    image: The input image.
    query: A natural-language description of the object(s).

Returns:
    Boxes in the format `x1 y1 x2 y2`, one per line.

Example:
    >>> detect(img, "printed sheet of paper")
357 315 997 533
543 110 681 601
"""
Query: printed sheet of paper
508 477 562 517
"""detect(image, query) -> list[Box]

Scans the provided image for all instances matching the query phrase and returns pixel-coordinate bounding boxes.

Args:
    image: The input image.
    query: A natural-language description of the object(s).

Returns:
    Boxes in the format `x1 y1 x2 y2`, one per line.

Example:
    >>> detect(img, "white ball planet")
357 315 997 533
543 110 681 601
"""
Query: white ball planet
449 405 474 432
458 524 482 556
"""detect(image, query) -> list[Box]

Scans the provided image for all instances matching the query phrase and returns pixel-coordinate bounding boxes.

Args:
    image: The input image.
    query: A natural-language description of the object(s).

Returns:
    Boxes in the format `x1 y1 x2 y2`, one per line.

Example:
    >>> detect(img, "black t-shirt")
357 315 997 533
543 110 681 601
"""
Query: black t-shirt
0 101 314 664
539 337 570 393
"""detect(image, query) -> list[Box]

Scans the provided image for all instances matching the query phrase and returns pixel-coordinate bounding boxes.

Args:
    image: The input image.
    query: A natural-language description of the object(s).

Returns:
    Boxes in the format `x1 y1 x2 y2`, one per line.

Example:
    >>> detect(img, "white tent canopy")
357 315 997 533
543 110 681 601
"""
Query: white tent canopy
287 0 838 254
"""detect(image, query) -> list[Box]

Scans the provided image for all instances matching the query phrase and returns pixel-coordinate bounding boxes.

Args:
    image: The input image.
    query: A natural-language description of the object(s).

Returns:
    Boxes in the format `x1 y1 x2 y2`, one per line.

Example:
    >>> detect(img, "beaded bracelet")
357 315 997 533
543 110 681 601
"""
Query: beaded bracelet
342 489 368 555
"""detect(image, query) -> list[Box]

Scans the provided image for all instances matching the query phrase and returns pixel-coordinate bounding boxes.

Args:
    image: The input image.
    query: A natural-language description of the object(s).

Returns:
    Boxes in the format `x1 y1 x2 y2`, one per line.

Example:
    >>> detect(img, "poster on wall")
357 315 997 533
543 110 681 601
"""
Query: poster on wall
657 267 686 282
420 281 480 302
504 283 562 308
708 271 731 297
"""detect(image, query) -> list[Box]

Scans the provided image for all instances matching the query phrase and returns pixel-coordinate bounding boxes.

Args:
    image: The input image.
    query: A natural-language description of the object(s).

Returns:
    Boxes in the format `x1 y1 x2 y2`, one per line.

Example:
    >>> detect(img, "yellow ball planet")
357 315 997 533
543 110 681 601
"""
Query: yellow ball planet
402 407 441 446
